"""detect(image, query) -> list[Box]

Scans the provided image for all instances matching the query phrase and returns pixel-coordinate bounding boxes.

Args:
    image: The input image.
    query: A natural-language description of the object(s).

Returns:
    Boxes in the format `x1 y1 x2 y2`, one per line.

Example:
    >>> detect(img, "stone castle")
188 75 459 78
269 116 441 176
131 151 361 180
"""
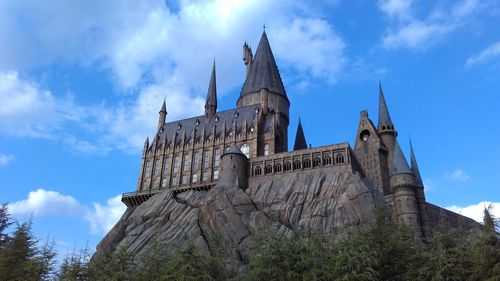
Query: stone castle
121 30 478 237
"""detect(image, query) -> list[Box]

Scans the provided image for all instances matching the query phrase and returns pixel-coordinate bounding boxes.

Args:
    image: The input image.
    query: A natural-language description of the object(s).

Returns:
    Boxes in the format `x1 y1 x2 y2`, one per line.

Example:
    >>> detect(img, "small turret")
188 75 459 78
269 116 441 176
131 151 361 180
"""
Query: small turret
410 141 429 236
204 62 217 119
158 99 167 131
390 141 422 235
219 143 248 190
377 81 397 172
293 118 307 151
243 42 253 76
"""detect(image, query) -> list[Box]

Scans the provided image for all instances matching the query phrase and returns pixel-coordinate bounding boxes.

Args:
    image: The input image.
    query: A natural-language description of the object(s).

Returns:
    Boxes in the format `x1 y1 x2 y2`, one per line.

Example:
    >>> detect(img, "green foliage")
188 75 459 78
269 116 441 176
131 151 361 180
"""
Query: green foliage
58 245 91 281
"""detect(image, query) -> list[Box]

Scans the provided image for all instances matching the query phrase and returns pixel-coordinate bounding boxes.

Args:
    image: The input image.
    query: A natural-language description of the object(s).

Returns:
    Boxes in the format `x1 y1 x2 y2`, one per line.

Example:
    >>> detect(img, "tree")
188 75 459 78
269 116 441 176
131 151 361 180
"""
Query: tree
58 245 91 281
470 206 500 281
0 204 12 250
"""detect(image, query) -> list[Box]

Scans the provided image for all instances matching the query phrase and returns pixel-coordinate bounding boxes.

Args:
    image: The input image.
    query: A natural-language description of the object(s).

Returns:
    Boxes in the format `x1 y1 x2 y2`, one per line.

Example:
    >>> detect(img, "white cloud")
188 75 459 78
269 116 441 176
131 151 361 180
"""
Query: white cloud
446 201 500 223
444 168 470 182
380 0 483 50
0 153 14 166
8 189 85 217
8 189 126 235
466 41 500 67
86 194 127 235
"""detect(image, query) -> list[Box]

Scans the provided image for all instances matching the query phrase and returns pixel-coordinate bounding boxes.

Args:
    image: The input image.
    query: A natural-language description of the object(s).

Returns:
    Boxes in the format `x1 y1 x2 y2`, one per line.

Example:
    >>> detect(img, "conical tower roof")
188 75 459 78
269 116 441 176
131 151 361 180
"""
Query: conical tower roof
410 142 424 187
378 81 393 128
240 31 286 97
293 118 307 151
205 62 217 110
159 99 167 113
392 141 412 174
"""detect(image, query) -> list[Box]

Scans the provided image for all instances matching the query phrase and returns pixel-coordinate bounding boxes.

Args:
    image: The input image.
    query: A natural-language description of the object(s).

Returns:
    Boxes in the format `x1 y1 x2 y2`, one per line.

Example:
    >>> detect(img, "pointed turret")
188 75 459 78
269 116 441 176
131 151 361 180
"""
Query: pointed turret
391 141 412 175
293 118 307 151
205 62 217 119
378 81 393 130
410 142 424 188
158 99 167 131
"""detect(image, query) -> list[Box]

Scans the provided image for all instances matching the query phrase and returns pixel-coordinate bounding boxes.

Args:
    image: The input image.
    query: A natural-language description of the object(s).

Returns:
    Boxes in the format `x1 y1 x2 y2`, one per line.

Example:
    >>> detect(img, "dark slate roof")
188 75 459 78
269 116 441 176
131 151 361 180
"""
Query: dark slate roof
225 143 244 155
160 99 167 113
293 118 307 150
205 62 217 109
240 31 286 97
378 81 393 127
392 141 412 174
151 105 266 149
410 142 424 187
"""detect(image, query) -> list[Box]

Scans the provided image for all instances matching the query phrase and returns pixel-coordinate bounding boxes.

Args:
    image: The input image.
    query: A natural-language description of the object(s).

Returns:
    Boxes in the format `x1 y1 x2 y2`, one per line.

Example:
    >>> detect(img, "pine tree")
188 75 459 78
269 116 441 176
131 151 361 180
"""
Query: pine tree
470 206 500 280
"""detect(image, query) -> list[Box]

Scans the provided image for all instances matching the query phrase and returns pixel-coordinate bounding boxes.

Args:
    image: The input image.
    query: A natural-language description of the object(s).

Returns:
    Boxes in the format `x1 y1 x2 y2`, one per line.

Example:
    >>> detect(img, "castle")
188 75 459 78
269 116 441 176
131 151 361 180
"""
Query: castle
121 30 479 237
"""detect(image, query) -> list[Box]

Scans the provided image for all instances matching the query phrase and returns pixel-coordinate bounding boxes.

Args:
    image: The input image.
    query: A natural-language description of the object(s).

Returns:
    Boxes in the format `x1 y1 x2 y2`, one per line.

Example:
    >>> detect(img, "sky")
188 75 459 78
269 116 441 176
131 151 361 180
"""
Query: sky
0 0 499 258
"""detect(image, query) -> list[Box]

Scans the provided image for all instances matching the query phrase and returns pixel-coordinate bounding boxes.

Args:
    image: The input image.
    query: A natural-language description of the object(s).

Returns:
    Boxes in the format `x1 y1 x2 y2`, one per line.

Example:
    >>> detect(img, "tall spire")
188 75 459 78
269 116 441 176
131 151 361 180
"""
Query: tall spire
160 98 167 114
410 141 424 187
240 30 286 98
205 61 217 118
158 98 167 131
293 118 307 151
378 81 394 130
391 141 412 175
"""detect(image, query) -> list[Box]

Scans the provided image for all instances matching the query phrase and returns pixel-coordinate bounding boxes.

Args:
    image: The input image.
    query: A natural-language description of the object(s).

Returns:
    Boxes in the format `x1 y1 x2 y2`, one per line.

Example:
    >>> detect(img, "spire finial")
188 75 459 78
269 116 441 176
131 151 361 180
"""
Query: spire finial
293 117 307 151
263 24 266 31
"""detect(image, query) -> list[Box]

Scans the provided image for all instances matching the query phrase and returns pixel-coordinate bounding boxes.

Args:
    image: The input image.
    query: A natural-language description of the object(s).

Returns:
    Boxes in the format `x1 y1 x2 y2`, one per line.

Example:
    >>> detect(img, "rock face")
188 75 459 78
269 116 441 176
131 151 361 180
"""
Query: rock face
95 170 383 265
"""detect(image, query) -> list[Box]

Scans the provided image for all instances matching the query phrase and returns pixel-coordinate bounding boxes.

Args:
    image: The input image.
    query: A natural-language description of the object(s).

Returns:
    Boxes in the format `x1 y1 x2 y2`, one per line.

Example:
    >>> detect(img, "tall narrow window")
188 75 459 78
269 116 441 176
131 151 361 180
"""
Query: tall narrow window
213 169 219 180
214 148 221 166
154 159 161 176
173 155 180 172
192 173 198 183
264 144 269 156
241 144 250 158
194 151 201 169
161 178 168 188
163 157 170 174
182 174 188 184
183 153 190 171
172 176 177 186
204 151 210 168
202 171 208 182
145 160 152 176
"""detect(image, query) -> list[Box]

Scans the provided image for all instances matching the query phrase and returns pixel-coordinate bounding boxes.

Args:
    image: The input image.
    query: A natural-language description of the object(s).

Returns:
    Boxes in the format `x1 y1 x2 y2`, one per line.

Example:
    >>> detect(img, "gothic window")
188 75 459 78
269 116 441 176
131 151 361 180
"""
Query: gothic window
265 164 273 174
192 173 198 183
254 166 262 175
264 144 269 156
183 154 190 171
204 151 210 168
162 178 168 188
145 160 152 176
154 159 161 176
202 171 208 182
163 157 170 174
313 157 321 168
303 158 311 168
152 179 159 189
335 153 345 164
214 148 221 166
284 161 291 171
323 155 332 166
193 151 201 169
172 176 177 186
213 169 219 180
173 155 180 172
274 163 282 172
241 144 250 158
293 160 301 170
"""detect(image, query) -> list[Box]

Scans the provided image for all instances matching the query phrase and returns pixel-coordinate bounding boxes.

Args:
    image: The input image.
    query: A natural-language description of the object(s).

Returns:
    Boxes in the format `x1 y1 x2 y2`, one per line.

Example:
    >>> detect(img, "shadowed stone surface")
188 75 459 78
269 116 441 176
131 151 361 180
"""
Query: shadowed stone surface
95 170 383 265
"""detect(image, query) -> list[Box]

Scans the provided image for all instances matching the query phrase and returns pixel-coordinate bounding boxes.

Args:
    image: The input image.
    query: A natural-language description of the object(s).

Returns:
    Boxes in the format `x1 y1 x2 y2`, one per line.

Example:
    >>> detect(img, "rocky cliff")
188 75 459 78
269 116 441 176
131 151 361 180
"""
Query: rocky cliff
95 170 383 265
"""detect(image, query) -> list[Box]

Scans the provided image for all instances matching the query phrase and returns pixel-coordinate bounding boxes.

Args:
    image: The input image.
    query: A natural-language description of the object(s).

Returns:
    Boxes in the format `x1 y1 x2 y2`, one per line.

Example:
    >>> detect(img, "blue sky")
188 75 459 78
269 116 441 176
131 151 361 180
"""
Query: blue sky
0 0 499 258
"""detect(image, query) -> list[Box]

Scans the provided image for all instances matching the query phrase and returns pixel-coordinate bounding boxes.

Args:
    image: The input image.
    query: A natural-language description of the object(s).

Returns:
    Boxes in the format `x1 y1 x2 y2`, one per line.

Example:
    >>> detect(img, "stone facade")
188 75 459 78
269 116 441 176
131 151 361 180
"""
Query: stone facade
121 30 480 237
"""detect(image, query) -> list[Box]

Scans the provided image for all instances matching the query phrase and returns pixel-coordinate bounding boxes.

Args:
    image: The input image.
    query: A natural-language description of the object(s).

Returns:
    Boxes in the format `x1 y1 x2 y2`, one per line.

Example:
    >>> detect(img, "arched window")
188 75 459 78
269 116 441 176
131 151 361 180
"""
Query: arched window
163 157 170 174
336 153 345 164
265 164 273 174
254 166 262 175
303 158 311 168
284 161 291 171
274 163 282 172
323 155 332 166
293 160 301 170
240 144 250 158
313 157 321 168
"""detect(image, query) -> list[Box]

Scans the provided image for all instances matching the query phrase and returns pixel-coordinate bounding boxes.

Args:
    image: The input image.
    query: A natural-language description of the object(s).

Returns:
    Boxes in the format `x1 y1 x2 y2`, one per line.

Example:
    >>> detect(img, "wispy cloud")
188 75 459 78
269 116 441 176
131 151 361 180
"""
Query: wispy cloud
379 0 484 50
446 201 500 223
8 189 126 235
466 41 500 67
443 168 470 182
0 153 14 166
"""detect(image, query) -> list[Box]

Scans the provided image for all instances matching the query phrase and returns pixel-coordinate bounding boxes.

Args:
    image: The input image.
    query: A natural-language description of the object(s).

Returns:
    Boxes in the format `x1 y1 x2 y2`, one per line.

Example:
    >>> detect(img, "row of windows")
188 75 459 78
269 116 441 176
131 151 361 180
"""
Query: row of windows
144 148 223 177
145 169 219 190
253 154 345 176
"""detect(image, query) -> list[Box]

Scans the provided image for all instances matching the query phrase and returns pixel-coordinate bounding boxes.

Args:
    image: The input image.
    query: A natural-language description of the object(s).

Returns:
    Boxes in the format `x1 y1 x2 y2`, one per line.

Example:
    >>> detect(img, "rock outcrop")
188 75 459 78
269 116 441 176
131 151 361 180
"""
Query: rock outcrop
95 170 383 265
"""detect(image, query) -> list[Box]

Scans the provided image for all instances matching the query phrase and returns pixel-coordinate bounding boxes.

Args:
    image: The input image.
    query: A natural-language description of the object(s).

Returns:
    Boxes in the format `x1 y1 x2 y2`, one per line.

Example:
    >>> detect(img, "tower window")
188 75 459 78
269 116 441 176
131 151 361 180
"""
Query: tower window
154 159 161 176
194 151 201 169
293 160 301 170
265 164 273 174
284 161 291 171
181 174 188 185
192 173 198 183
204 151 210 168
183 154 190 171
162 178 169 188
173 155 180 172
202 171 208 182
254 166 262 176
213 169 219 180
264 144 269 156
336 153 345 164
163 157 170 174
360 130 370 142
313 157 321 168
172 176 177 186
241 144 250 158
303 158 311 168
214 148 221 166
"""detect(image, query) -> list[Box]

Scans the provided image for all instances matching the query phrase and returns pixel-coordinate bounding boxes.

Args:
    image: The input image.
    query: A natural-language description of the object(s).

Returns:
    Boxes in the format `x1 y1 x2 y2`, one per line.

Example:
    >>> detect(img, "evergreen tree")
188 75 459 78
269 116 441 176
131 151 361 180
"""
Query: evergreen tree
58 245 91 281
470 206 500 281
0 204 12 250
88 246 134 281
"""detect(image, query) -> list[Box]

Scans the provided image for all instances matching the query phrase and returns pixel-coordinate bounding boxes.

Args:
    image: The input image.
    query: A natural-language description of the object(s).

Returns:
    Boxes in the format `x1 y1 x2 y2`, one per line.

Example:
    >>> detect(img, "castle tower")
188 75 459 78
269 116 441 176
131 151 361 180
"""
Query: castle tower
205 62 217 119
293 118 307 151
158 99 167 131
219 143 248 190
377 82 397 170
410 142 429 236
353 110 391 195
390 141 422 235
